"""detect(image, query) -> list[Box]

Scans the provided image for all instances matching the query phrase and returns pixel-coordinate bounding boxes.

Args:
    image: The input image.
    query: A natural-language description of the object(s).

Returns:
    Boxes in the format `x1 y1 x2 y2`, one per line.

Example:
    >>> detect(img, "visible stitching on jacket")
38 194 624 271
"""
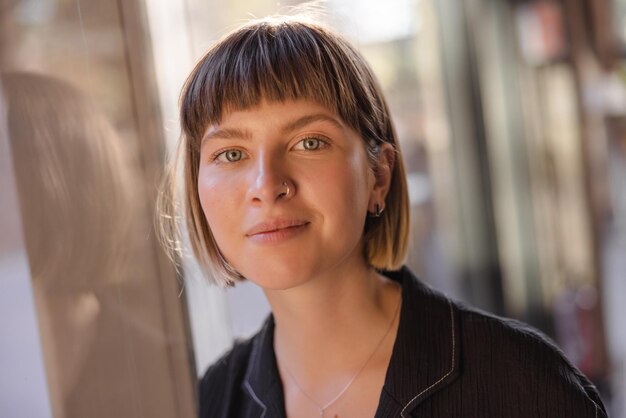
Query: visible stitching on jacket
401 302 455 418
243 331 268 417
244 380 267 418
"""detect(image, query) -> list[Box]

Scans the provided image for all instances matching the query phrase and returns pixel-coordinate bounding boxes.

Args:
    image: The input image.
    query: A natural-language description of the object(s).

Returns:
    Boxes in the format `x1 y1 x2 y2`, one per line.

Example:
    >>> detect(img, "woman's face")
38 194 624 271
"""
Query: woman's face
198 100 381 289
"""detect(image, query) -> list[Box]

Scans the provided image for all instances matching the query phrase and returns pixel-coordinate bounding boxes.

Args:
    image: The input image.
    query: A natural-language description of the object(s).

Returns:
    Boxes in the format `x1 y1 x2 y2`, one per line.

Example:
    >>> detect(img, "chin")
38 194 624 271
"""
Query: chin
241 263 316 291
231 249 318 287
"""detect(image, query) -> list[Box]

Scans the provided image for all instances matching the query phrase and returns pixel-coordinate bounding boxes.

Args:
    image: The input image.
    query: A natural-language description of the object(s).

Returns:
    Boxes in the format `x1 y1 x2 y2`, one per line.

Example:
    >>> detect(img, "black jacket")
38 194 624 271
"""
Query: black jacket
199 267 607 417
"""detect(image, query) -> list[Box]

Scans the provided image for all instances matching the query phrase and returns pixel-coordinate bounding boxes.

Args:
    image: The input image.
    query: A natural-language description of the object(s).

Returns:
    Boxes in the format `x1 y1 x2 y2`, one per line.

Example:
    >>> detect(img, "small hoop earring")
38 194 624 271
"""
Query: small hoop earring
370 203 383 218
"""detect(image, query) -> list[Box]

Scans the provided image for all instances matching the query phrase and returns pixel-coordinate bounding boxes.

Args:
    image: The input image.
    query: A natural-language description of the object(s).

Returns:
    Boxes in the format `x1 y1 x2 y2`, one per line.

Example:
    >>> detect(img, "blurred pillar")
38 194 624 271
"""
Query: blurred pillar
432 0 506 315
562 0 613 392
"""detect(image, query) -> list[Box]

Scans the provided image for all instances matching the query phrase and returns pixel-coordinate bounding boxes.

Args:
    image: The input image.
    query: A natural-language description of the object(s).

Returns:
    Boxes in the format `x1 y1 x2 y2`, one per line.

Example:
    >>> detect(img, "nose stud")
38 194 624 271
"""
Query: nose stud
279 181 291 198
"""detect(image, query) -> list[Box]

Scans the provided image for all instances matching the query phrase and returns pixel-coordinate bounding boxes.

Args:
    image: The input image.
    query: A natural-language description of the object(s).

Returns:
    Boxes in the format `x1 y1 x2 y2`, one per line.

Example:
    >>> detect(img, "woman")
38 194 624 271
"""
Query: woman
162 16 607 418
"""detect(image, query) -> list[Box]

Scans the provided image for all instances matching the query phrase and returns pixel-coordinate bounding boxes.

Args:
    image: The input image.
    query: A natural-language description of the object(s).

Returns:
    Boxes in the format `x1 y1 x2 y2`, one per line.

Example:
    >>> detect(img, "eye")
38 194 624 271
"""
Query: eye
214 149 245 163
294 137 328 151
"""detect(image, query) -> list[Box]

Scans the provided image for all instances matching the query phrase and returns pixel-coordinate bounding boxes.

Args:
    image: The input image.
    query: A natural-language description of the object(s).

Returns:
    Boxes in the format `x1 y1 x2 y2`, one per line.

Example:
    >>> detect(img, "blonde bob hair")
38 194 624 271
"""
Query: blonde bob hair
160 16 410 287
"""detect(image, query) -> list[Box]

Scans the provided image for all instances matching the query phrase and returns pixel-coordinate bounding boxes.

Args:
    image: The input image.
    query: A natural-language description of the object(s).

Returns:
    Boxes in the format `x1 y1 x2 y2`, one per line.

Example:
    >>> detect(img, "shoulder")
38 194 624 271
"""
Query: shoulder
453 301 607 416
455 301 579 374
198 337 255 417
392 266 606 416
456 301 563 355
199 336 255 387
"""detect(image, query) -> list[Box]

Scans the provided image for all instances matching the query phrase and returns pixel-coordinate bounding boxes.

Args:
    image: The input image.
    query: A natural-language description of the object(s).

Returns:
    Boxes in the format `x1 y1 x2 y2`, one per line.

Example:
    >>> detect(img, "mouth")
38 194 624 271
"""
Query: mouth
245 219 310 243
246 219 309 236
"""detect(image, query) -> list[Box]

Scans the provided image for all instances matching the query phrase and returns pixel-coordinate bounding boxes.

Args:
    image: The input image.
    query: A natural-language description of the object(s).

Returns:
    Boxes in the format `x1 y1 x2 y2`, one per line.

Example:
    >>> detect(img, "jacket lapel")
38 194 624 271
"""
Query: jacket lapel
376 267 461 418
242 317 287 418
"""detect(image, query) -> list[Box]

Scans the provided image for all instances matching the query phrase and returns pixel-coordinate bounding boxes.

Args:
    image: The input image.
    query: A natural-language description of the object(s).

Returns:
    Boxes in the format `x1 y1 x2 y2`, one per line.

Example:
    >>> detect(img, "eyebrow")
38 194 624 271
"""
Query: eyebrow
202 127 253 143
280 113 344 134
201 113 344 145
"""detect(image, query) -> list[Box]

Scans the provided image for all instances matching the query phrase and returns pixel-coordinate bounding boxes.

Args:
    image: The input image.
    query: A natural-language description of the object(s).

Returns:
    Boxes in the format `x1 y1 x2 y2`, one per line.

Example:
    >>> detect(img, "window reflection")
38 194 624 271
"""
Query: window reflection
1 1 195 417
5 72 136 417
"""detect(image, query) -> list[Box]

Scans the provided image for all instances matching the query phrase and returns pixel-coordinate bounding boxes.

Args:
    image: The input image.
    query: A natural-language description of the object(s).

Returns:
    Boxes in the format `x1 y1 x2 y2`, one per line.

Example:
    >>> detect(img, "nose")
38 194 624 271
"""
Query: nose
247 152 295 205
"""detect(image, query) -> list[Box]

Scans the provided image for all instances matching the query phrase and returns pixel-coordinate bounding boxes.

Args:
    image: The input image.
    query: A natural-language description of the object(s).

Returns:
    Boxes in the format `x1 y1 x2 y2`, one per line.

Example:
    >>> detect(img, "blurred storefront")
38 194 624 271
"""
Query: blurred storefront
1 0 624 417
451 0 626 414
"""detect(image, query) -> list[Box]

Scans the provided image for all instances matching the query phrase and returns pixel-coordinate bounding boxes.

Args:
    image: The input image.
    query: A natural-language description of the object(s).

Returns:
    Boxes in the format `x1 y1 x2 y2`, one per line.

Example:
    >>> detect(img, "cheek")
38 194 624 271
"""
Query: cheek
309 158 372 222
197 172 218 217
197 170 240 238
341 152 374 203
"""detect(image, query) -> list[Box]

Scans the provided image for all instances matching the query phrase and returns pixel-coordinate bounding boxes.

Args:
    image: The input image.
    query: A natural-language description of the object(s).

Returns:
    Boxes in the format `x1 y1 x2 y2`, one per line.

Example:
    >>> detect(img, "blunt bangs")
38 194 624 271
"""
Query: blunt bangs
180 20 387 147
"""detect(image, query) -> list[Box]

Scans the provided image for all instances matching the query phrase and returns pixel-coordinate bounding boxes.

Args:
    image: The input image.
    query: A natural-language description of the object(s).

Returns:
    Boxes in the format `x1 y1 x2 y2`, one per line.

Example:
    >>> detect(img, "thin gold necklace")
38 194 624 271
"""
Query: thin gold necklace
281 294 402 418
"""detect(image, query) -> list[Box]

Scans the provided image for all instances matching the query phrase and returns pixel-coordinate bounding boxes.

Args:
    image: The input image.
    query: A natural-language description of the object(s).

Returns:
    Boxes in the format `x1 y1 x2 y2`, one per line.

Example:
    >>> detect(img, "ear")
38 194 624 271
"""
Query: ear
368 142 395 214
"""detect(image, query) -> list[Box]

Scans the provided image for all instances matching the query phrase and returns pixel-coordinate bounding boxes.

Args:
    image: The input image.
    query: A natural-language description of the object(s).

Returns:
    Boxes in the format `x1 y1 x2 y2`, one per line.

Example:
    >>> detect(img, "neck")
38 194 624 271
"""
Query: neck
264 257 401 381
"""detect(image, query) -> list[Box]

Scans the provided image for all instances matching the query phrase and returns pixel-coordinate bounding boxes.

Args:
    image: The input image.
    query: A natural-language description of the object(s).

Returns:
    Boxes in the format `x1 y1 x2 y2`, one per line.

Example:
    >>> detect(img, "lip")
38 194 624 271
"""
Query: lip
245 218 310 244
246 218 310 236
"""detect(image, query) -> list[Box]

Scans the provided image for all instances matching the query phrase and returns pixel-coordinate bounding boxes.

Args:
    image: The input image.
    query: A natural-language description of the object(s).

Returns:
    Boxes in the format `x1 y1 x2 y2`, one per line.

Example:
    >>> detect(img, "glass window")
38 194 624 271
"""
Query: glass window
0 1 194 417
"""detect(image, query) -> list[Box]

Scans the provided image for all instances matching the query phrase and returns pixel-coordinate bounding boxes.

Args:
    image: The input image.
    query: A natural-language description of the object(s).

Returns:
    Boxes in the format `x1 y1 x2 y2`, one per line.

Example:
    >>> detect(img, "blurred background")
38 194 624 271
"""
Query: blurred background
0 0 625 417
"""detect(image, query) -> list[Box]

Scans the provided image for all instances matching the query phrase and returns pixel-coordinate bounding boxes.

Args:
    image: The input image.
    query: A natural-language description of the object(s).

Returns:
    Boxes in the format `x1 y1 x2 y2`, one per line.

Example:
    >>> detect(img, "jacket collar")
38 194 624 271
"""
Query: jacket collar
242 266 460 418
377 266 461 417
